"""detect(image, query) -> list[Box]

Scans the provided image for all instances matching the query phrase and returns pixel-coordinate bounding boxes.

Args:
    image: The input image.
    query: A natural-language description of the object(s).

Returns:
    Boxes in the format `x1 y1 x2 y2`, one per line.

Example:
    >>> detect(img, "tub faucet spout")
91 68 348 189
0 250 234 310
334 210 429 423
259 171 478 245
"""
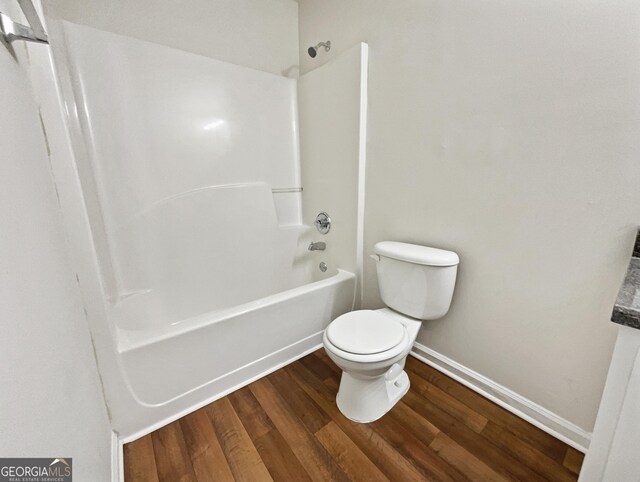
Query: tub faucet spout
308 241 326 251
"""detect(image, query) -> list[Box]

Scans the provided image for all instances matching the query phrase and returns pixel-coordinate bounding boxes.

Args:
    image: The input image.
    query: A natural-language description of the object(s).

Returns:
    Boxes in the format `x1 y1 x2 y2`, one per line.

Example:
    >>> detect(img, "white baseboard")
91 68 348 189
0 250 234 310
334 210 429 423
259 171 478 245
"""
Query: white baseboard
410 342 591 453
120 333 324 444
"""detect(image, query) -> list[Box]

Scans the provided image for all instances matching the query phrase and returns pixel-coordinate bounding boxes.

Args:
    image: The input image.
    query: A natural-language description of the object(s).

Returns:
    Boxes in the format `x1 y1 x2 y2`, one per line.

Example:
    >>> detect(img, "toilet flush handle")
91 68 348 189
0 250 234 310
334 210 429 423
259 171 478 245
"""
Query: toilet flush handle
370 254 380 262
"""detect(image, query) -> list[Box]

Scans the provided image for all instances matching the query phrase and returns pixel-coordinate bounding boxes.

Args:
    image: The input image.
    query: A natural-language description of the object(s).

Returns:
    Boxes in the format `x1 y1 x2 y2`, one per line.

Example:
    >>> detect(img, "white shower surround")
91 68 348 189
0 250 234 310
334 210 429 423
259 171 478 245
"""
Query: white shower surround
47 22 360 437
61 23 306 306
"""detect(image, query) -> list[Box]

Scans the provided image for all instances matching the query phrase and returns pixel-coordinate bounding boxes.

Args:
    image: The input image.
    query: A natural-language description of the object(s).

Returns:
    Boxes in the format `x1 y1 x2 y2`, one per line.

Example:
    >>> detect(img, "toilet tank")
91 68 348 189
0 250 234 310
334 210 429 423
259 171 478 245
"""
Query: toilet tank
374 241 459 320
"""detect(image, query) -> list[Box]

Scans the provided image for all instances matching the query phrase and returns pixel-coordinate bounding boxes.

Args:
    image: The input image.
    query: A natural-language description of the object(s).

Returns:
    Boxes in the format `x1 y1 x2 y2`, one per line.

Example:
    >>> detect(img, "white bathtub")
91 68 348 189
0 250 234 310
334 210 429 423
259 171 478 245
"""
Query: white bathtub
52 23 357 438
115 268 354 413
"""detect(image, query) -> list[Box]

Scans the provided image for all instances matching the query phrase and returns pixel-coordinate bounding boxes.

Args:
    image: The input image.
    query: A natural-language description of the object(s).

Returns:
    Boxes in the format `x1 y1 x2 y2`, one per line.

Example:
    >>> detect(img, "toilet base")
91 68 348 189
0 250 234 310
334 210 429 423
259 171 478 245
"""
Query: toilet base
335 364 410 423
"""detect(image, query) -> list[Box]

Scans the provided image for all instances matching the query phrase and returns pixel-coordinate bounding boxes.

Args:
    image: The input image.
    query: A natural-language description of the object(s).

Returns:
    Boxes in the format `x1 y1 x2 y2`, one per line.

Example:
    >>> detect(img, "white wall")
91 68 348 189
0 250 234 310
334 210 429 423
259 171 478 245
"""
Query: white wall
0 3 112 479
47 0 299 76
298 0 640 433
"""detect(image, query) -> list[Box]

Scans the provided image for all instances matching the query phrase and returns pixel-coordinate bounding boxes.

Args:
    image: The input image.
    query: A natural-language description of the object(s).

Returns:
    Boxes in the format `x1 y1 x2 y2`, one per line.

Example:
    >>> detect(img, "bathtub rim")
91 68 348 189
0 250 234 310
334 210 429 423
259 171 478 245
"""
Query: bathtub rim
116 268 355 352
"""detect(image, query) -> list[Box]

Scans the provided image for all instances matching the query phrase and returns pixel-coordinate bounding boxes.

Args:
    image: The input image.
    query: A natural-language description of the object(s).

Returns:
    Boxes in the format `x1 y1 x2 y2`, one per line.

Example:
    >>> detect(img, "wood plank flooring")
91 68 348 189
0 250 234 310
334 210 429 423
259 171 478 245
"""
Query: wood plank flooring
124 350 584 481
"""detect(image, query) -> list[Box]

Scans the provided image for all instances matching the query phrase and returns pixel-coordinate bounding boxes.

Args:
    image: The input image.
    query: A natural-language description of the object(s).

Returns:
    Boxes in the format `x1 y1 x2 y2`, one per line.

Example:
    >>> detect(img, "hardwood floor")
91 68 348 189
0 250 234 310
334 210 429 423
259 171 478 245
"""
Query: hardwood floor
124 350 584 481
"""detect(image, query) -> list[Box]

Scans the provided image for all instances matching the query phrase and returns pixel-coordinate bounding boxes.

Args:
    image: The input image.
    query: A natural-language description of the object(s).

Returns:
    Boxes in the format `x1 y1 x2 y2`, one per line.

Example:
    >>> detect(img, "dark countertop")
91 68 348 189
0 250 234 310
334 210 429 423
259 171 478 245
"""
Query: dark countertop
612 231 640 330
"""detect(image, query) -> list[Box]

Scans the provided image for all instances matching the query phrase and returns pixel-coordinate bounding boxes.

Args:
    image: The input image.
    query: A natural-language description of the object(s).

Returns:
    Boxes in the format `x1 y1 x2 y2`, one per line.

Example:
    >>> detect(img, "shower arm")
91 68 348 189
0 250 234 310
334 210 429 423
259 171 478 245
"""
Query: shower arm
0 0 48 44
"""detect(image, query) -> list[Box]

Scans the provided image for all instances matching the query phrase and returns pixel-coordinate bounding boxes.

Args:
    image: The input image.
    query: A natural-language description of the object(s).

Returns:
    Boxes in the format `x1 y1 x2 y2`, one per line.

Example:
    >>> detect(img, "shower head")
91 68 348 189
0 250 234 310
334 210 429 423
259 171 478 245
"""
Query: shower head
307 40 331 58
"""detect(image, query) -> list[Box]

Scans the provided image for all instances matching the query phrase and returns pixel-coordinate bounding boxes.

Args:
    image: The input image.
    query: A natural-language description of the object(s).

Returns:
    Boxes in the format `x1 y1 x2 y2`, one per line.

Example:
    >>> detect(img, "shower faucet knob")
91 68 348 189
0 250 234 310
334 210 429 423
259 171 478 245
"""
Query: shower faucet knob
314 212 331 234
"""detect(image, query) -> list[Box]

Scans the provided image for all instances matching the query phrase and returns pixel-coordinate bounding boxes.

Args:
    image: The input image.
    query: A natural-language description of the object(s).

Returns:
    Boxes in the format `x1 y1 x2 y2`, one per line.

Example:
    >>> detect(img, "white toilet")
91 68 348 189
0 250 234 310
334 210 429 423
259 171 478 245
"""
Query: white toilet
323 241 459 423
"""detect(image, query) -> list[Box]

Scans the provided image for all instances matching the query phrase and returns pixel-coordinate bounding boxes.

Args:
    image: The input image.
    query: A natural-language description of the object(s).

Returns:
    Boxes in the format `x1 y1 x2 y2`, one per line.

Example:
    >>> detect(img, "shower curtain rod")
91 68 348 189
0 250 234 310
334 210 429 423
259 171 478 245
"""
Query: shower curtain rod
0 0 48 44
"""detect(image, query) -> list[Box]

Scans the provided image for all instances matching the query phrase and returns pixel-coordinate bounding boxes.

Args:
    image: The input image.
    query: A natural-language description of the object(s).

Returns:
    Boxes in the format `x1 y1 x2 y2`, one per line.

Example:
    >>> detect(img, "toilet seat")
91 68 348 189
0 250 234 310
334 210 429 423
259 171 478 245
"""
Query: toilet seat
324 310 410 364
327 310 405 354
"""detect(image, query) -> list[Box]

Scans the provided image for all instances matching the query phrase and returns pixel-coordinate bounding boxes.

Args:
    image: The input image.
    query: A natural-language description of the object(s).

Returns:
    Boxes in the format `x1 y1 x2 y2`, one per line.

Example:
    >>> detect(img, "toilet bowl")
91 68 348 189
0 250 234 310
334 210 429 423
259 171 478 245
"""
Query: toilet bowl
323 241 459 422
323 308 421 422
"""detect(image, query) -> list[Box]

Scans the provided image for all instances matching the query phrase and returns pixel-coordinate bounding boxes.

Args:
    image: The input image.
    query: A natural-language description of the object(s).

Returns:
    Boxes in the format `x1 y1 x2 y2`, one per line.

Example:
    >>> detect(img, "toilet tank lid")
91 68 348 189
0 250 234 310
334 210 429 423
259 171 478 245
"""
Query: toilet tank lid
374 241 459 267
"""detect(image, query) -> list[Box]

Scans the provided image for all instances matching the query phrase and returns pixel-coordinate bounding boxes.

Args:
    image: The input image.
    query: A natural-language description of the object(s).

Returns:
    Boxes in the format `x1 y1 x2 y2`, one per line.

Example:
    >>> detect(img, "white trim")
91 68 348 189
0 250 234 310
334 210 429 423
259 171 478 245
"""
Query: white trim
355 42 369 308
120 337 324 444
111 431 122 482
410 342 591 453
